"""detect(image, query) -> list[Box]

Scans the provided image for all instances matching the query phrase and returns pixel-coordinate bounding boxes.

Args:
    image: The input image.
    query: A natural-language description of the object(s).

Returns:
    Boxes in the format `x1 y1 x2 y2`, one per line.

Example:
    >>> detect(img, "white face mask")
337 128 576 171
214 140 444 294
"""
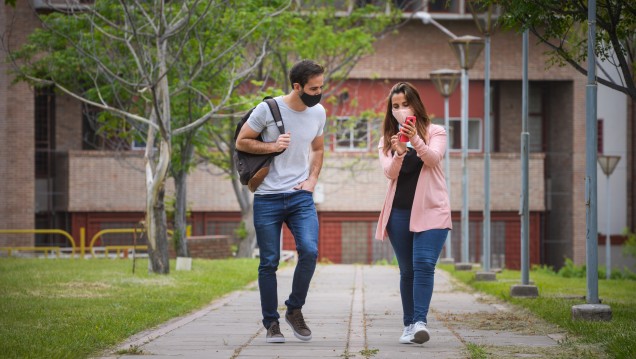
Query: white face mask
391 107 413 125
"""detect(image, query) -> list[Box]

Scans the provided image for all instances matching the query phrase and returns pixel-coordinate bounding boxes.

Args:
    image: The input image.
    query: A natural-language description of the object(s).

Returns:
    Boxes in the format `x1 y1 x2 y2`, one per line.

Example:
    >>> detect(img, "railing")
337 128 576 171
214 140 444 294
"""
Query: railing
0 227 177 259
0 229 77 257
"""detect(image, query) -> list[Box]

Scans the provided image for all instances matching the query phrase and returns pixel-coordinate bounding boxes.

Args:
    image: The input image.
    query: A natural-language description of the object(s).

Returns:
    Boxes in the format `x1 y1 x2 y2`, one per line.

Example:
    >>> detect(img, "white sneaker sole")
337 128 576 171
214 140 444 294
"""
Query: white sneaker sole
399 336 414 344
285 317 312 341
266 337 285 343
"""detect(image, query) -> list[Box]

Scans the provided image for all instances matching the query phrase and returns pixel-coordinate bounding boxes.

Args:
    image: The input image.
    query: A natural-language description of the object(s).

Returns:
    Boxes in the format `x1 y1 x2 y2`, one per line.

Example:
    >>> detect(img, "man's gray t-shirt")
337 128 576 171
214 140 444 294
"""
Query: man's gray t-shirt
246 96 326 194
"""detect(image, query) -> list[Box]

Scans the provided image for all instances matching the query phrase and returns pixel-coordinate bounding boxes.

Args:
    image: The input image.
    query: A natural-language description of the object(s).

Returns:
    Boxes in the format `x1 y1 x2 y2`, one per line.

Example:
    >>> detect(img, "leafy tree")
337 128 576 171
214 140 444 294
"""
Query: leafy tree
200 2 402 257
482 0 636 99
7 0 289 273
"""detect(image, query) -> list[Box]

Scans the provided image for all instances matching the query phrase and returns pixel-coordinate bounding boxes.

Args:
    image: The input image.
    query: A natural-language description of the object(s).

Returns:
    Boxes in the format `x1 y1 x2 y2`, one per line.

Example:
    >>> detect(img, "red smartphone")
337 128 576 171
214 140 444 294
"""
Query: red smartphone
399 116 416 142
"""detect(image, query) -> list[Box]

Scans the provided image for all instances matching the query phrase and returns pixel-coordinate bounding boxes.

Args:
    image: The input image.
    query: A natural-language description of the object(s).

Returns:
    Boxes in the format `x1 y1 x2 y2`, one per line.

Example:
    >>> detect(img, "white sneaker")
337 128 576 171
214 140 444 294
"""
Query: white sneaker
411 321 430 344
399 324 414 344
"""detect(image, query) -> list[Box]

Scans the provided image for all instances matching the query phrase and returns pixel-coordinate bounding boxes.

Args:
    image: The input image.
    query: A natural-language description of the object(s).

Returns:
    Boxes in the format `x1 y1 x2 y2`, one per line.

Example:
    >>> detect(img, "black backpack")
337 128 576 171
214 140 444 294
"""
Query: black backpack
233 97 286 192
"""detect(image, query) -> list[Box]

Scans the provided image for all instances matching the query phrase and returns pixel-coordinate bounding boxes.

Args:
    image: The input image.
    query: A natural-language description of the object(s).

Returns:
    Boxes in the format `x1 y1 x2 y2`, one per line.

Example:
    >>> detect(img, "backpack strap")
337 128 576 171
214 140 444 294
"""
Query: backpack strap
263 97 285 134
262 97 286 156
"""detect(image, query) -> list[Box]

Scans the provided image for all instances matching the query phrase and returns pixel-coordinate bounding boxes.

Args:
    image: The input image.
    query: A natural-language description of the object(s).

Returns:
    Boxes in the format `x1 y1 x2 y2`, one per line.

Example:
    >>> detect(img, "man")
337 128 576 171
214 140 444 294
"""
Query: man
235 60 326 343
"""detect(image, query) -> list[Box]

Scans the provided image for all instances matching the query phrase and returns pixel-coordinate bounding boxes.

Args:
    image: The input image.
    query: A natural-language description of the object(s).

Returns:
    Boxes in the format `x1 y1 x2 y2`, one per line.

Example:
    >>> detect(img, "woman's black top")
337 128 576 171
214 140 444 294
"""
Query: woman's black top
392 148 423 209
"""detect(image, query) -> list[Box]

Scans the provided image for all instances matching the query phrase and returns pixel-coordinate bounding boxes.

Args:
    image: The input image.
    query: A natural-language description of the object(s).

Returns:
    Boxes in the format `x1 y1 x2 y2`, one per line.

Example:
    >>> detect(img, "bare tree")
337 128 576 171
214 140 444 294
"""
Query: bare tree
6 0 290 273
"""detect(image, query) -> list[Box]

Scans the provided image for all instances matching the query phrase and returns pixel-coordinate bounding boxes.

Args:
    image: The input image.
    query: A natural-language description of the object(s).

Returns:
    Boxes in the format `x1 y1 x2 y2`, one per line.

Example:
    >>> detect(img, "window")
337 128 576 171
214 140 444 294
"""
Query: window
394 0 422 12
35 86 55 178
131 136 147 151
333 117 372 152
428 0 459 13
432 117 482 152
528 83 544 153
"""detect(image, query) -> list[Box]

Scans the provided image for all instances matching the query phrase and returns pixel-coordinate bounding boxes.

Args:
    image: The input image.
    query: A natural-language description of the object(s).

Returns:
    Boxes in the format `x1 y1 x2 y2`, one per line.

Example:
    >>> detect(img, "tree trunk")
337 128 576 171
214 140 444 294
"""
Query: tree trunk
147 186 170 274
236 201 257 258
232 180 257 258
174 170 189 257
145 38 173 274
145 134 171 274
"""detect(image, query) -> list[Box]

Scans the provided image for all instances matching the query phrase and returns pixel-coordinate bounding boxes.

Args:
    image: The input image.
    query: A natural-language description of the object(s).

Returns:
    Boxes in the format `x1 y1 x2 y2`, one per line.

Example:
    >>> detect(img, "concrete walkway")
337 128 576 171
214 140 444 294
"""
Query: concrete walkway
102 264 562 359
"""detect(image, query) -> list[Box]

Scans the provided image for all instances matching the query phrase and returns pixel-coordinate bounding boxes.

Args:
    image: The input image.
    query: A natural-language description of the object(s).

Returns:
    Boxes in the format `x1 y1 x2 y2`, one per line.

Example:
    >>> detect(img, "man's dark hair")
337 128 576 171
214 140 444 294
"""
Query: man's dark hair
289 60 324 88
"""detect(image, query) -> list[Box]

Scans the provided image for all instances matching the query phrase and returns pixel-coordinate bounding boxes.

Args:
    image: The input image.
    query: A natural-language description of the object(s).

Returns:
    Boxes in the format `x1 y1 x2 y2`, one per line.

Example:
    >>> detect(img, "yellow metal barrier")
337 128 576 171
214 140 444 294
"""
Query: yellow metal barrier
0 246 61 258
0 226 184 259
0 229 76 256
89 228 173 258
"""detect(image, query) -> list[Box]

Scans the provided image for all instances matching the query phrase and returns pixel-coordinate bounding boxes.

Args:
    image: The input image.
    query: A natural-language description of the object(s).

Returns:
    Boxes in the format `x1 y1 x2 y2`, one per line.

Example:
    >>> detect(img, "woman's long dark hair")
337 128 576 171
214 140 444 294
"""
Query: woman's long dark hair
381 82 431 156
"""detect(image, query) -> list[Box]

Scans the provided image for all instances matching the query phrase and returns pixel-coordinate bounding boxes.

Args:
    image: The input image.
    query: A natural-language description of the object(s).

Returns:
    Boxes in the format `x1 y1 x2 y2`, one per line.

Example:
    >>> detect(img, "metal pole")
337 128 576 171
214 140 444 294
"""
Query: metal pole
444 95 452 259
606 174 611 280
483 34 491 272
461 67 470 263
585 0 599 304
521 29 530 285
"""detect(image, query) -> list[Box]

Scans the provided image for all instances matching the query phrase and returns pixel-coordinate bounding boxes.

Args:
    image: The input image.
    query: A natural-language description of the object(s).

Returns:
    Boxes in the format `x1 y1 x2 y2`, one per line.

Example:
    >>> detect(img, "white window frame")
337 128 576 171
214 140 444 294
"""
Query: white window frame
333 117 371 152
432 117 482 152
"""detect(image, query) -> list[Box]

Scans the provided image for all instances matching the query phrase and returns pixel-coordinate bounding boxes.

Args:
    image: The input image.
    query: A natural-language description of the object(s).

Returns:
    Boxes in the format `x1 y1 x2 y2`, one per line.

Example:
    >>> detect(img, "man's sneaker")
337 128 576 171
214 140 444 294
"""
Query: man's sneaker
411 321 430 344
285 308 312 341
266 321 285 343
399 324 414 344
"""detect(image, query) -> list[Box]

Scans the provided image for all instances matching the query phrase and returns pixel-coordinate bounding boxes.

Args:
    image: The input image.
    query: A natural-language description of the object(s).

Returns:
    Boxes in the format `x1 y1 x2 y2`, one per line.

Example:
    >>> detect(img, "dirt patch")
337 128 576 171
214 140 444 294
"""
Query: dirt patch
436 309 558 336
465 342 607 359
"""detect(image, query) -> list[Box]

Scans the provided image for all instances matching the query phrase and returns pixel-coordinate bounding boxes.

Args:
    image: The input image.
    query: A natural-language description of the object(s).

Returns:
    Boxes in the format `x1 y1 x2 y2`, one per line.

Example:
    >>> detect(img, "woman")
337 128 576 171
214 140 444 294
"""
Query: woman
375 82 452 344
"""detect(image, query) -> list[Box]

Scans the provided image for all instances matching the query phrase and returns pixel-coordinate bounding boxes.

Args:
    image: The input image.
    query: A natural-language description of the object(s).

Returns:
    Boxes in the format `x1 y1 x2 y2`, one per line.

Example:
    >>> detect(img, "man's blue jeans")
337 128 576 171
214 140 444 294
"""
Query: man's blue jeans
253 190 319 328
386 208 448 326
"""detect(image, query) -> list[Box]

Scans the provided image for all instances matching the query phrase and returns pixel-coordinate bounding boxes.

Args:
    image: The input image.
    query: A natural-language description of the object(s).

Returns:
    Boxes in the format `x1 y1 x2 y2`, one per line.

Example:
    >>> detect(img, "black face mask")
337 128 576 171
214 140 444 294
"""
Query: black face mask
300 91 322 107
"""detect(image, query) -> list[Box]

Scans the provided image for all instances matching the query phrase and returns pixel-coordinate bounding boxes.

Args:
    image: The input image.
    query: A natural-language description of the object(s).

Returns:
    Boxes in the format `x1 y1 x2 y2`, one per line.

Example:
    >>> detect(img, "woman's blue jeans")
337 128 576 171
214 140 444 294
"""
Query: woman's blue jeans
386 208 448 326
253 190 319 328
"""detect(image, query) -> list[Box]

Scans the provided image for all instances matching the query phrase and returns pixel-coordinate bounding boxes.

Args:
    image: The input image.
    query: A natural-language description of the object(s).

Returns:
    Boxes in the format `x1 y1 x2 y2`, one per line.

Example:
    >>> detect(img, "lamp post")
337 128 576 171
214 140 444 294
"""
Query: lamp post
510 30 538 298
571 0 611 321
597 155 621 279
448 35 484 269
430 69 461 263
468 1 498 280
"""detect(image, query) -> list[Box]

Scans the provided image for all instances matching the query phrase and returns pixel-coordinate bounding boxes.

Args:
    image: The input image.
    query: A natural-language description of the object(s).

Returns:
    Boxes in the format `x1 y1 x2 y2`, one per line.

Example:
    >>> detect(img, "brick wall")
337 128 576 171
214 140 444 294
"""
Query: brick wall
64 149 545 213
168 236 232 260
0 3 40 246
350 20 580 81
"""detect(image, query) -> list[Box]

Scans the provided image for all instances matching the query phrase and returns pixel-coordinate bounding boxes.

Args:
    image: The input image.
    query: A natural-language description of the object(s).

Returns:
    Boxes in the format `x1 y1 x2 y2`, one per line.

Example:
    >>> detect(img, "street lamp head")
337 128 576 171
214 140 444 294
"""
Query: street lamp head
467 1 499 36
430 69 461 97
597 155 621 176
449 35 485 70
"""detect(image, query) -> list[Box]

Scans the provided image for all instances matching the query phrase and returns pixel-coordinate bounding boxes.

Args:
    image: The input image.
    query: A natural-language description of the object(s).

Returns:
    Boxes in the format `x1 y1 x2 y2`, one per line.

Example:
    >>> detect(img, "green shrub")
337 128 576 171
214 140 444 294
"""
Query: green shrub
557 257 636 281
557 258 586 278
623 227 636 259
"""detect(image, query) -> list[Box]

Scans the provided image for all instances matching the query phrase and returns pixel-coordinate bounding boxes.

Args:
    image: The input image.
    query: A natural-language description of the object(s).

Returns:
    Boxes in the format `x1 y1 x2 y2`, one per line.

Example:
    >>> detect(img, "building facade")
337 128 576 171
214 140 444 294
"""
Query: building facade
1 1 633 270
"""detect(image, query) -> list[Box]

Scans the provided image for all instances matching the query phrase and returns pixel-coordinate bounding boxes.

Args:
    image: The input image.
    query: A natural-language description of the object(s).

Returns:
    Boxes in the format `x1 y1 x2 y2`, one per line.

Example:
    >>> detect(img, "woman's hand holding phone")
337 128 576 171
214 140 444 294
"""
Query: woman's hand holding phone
399 116 417 142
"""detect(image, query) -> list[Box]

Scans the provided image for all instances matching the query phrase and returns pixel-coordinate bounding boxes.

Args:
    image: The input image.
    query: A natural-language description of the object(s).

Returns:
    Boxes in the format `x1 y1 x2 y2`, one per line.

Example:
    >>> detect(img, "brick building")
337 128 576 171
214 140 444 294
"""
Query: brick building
1 1 633 270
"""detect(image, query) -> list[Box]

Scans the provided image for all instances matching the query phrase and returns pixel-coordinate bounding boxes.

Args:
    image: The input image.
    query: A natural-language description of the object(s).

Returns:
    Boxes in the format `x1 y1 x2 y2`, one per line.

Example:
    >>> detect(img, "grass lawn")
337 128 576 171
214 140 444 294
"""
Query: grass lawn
439 264 636 359
0 257 259 359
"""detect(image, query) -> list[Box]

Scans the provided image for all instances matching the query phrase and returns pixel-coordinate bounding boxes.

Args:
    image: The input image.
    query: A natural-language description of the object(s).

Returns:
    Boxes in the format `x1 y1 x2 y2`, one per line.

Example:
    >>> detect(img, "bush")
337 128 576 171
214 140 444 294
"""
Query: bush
623 227 636 259
557 258 586 278
531 264 556 275
556 257 636 281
